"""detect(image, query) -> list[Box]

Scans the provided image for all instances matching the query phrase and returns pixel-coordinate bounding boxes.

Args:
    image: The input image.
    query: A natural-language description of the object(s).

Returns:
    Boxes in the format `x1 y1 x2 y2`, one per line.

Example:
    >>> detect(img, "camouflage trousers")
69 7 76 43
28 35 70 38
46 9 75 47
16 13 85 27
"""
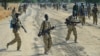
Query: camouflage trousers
8 29 21 50
93 14 97 25
88 11 91 19
43 33 52 53
66 25 77 42
79 16 85 25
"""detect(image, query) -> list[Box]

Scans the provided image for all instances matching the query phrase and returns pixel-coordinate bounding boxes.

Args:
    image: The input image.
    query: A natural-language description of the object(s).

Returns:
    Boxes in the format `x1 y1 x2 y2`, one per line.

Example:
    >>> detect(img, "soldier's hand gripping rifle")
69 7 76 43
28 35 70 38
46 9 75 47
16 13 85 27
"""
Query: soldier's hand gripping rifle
38 26 55 37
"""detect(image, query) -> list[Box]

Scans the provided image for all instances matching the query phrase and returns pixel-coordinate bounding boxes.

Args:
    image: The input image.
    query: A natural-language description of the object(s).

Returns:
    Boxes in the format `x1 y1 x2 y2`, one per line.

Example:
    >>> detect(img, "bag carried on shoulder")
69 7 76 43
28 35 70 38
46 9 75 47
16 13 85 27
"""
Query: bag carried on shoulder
10 18 21 30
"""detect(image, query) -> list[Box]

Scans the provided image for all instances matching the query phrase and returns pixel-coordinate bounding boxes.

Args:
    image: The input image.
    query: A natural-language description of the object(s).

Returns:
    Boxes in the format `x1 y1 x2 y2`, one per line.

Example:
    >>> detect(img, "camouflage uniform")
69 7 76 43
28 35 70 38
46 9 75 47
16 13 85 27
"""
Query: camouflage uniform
79 3 85 25
7 13 26 51
7 29 21 50
92 4 98 25
66 16 78 43
39 20 52 54
73 3 78 19
87 4 91 19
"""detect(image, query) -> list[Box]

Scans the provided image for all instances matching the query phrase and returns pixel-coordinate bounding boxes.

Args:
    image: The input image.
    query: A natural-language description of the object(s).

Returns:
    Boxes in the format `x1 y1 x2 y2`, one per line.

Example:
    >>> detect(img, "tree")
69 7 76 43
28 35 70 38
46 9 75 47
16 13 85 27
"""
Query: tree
85 0 100 3
1 0 7 10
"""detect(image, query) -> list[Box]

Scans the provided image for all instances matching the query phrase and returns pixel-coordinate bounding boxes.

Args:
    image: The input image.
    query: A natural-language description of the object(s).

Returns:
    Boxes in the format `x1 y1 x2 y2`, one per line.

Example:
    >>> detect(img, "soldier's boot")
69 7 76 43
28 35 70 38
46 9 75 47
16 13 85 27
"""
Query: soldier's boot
44 42 48 55
6 38 17 49
44 48 48 55
17 40 21 51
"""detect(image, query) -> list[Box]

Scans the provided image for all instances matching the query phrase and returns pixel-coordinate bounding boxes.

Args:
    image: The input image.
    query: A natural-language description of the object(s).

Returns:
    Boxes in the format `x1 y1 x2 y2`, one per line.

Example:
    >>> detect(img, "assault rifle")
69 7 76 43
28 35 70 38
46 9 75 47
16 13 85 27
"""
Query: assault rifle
65 19 80 25
38 26 55 37
21 25 27 33
19 20 27 33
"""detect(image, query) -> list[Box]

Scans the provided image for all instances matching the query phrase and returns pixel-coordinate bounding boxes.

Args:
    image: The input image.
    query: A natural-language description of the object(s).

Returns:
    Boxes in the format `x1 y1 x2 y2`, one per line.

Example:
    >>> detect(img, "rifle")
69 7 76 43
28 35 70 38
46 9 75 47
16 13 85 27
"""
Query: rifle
65 19 80 25
21 25 27 33
19 20 27 33
38 26 55 37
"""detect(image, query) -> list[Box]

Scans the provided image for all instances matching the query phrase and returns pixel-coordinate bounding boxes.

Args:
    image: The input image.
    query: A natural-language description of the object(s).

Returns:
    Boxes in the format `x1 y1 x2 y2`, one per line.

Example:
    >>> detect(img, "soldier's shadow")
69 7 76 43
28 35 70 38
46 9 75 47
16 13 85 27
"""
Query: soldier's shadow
32 41 74 49
53 41 75 46
32 53 44 56
0 48 6 52
0 48 21 52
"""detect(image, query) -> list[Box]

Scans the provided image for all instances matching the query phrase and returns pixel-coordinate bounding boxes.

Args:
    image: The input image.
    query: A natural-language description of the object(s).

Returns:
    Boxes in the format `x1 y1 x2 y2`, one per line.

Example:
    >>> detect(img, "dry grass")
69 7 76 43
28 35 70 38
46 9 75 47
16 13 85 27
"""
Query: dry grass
0 3 19 21
0 7 11 20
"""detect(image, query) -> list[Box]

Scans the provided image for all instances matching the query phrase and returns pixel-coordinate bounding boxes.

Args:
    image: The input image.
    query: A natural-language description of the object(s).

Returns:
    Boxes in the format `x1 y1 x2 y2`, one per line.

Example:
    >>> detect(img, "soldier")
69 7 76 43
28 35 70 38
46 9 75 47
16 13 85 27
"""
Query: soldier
79 3 85 25
7 13 27 51
87 3 91 19
23 4 27 13
65 15 80 43
73 3 78 19
92 3 99 25
38 14 54 54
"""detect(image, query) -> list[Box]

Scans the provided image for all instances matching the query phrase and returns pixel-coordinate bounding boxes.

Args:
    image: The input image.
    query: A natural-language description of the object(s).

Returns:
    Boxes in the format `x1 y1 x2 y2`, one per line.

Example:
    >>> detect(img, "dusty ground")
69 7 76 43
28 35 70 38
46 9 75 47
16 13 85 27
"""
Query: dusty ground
0 4 99 56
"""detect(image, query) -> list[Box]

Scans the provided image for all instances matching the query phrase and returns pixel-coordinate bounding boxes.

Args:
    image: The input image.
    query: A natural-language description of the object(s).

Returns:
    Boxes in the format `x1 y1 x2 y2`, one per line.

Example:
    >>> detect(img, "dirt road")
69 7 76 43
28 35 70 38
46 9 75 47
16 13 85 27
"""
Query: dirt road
0 5 99 56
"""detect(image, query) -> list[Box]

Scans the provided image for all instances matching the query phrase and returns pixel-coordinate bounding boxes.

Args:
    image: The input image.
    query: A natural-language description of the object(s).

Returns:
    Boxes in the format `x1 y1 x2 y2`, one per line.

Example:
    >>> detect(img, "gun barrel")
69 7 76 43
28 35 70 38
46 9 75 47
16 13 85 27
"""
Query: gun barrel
21 25 27 33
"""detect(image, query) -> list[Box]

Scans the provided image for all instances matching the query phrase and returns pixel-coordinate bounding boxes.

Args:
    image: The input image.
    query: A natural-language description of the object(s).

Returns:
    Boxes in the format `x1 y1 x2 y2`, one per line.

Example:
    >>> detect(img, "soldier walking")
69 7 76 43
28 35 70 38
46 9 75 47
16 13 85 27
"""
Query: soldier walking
92 3 99 25
79 3 85 25
87 3 91 19
38 14 55 54
73 3 78 19
65 15 80 43
7 13 27 51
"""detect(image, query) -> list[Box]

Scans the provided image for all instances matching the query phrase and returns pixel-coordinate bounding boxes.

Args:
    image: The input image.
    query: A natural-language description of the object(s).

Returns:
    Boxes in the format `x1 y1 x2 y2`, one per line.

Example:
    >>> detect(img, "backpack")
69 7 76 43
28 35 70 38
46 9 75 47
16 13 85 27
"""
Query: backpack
10 18 21 30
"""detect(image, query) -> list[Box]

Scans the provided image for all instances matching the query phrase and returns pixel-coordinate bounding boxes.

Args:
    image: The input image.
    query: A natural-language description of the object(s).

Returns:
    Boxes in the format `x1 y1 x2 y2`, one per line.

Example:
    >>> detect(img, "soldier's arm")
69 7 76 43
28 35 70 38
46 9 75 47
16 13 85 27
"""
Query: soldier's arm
48 22 55 31
38 21 44 37
48 22 51 29
40 21 44 32
97 8 99 15
20 21 27 33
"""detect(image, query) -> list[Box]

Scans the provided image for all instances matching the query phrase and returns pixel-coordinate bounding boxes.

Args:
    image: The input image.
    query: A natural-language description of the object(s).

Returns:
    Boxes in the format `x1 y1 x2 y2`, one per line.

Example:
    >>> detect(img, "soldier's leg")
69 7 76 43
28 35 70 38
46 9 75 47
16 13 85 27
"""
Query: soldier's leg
88 12 90 19
83 16 85 24
7 38 17 48
95 15 97 25
93 14 95 24
73 27 77 43
66 28 72 41
48 34 52 51
80 16 84 25
43 35 49 54
16 33 21 51
7 32 17 48
82 16 85 25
